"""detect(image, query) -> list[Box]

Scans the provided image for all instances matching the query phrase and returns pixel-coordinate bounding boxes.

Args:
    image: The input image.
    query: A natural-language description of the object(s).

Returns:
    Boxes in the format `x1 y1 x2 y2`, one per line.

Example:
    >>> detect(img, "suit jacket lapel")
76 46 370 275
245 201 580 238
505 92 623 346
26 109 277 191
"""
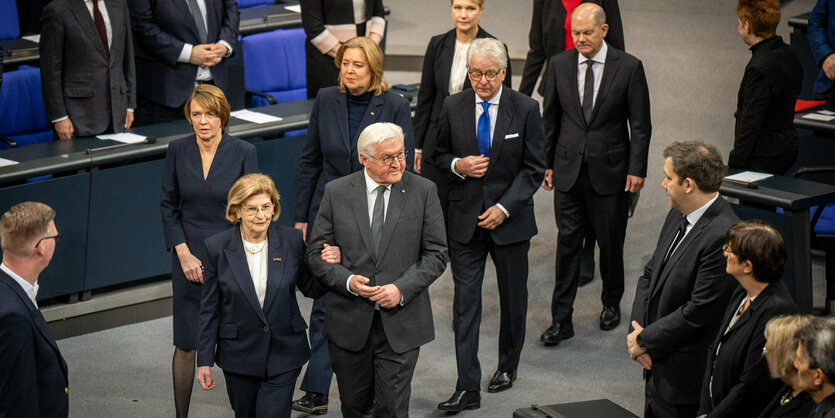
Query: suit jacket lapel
334 93 351 153
350 173 375 260
648 216 681 300
486 90 514 175
224 230 269 324
261 228 287 315
376 175 407 263
590 47 620 124
175 0 201 42
463 92 479 155
354 94 385 151
70 0 108 59
104 0 122 63
564 51 586 127
440 31 455 94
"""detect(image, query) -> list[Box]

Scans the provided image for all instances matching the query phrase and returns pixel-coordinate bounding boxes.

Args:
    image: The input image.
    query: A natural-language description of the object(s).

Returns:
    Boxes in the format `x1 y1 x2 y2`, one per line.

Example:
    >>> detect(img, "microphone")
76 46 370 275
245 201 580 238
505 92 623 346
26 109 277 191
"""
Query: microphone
85 136 157 154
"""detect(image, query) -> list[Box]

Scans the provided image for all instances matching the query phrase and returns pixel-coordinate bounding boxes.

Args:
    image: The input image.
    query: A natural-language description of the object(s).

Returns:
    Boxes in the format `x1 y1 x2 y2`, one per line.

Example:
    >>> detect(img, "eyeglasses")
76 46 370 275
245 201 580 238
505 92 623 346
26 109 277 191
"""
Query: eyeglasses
468 69 500 81
366 150 408 166
35 234 62 248
241 203 274 217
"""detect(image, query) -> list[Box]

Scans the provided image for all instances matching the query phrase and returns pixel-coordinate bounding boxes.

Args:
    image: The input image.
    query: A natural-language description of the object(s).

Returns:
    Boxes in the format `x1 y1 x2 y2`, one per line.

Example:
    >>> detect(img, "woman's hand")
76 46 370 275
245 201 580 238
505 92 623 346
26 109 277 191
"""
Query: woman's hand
321 243 341 264
175 243 203 283
197 366 215 390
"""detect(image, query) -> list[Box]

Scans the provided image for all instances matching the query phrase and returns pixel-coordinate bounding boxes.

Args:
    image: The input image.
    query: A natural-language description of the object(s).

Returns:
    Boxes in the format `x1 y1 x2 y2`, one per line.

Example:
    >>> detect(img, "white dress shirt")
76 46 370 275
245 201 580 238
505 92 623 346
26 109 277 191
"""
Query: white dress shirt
243 239 269 308
84 0 112 48
577 41 608 109
345 169 391 292
1 263 38 308
176 0 234 82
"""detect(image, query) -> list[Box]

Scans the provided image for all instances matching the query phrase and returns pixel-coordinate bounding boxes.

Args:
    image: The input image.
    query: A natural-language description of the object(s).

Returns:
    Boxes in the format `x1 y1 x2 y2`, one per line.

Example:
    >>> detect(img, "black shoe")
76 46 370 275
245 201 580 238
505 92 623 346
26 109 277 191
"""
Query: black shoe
291 392 328 415
578 274 594 287
540 321 574 346
487 370 517 393
599 305 621 331
437 390 481 412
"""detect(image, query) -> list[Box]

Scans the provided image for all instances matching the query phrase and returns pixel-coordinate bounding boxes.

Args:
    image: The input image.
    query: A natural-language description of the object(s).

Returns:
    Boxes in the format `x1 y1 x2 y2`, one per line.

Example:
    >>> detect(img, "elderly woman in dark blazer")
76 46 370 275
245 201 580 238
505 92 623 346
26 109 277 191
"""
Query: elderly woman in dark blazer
291 36 413 414
698 220 798 418
196 174 328 417
757 315 815 418
412 0 510 214
160 84 257 417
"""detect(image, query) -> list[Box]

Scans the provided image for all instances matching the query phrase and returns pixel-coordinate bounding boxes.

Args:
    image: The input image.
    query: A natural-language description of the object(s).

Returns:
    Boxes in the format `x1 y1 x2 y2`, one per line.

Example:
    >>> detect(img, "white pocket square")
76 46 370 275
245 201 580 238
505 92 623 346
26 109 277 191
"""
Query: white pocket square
504 133 520 140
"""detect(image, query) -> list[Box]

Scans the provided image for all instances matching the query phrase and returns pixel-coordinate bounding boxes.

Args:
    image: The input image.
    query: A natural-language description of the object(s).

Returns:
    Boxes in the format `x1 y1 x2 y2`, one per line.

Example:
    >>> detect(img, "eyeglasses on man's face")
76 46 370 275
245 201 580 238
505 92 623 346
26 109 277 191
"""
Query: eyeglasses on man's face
367 149 408 166
468 69 500 81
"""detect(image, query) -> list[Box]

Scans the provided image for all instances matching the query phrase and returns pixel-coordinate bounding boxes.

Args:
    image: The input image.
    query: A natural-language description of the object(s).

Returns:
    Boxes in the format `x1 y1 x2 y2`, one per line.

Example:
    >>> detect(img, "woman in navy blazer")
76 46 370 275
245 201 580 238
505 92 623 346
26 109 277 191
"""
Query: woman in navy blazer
698 221 798 418
197 174 328 417
291 36 414 413
160 85 257 416
412 0 511 216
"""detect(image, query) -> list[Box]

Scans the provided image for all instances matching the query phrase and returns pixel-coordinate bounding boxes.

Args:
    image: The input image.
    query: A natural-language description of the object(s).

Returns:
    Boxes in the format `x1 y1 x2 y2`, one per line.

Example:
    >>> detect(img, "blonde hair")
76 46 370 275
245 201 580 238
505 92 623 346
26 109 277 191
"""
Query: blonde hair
0 201 55 257
764 315 812 379
335 37 390 95
184 84 232 130
226 174 281 223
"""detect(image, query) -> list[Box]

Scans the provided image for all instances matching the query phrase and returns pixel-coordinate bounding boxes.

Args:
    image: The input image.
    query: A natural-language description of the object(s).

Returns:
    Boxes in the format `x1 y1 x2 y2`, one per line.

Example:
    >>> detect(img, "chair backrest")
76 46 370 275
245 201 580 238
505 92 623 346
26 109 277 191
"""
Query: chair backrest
243 28 307 106
0 66 52 147
237 0 275 9
0 1 21 40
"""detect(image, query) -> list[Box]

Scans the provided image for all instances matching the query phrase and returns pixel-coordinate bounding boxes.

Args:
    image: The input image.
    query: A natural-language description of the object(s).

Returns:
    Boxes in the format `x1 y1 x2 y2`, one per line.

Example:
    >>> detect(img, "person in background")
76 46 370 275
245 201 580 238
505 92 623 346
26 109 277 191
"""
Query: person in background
757 315 815 418
808 0 835 102
698 220 799 418
300 0 386 99
794 316 835 418
729 0 802 175
160 85 257 417
292 36 414 415
39 0 136 140
412 0 511 218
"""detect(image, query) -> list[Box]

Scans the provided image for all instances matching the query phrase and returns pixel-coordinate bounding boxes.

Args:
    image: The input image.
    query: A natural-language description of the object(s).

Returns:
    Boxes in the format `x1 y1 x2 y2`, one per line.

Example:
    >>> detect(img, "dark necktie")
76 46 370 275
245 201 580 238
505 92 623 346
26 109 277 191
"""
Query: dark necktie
582 59 595 123
477 101 491 157
92 0 109 56
186 0 208 44
371 186 386 256
662 216 689 265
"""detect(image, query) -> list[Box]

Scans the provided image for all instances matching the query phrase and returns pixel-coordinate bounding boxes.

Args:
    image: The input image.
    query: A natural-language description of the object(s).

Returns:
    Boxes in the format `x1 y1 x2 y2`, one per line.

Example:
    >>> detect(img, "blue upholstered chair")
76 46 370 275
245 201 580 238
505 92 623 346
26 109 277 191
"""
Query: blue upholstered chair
0 66 52 150
0 1 21 40
242 28 307 108
236 0 275 9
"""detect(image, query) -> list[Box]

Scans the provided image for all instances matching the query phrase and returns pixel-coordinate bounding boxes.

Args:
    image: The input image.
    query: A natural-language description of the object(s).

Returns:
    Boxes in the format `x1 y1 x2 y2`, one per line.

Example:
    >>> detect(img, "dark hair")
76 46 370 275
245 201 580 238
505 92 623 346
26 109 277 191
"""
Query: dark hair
796 316 835 383
725 220 787 283
737 0 780 38
663 141 725 193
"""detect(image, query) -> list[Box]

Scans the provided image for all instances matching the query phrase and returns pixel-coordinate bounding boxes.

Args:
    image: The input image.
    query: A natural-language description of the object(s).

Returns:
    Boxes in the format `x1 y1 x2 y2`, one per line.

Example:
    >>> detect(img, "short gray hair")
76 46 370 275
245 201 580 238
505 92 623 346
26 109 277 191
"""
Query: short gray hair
357 122 405 162
467 38 507 71
796 316 835 383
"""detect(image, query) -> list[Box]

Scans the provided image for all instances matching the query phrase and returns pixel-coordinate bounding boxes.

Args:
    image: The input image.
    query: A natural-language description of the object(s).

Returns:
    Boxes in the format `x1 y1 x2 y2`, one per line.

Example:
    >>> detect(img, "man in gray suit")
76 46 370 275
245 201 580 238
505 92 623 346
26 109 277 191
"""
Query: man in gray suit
39 0 136 140
306 122 448 417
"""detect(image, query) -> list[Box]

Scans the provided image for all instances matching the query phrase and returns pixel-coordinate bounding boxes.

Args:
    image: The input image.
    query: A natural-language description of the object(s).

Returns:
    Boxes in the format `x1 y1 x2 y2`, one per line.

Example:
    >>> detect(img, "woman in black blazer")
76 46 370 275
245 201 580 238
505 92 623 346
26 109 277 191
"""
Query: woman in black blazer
757 315 815 418
413 0 510 216
196 174 328 417
160 85 257 416
698 221 798 418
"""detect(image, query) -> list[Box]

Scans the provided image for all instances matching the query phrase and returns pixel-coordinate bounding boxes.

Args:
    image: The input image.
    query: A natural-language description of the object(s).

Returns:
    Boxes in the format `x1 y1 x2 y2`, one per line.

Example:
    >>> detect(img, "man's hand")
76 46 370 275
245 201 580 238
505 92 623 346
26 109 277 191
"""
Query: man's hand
349 275 381 298
824 54 835 80
201 43 228 67
189 44 216 66
197 366 215 390
294 222 308 242
635 353 653 370
321 243 341 264
125 110 134 130
455 155 490 178
627 320 647 359
54 118 74 140
541 169 554 191
175 243 203 283
414 151 422 174
477 205 507 230
624 175 645 193
370 284 402 309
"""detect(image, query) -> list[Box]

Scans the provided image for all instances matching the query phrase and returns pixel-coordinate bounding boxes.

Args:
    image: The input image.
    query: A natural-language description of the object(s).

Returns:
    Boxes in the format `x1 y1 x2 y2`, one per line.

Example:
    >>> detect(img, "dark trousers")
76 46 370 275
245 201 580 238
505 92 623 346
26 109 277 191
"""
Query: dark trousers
418 162 450 221
449 227 530 391
644 374 698 418
329 312 419 418
299 294 333 394
223 367 301 418
134 95 185 127
551 165 628 324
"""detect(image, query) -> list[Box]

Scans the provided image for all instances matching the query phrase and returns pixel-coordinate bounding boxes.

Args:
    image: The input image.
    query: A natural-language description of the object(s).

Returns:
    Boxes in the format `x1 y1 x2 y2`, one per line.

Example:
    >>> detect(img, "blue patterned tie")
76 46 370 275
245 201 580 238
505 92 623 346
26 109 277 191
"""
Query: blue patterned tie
477 101 491 157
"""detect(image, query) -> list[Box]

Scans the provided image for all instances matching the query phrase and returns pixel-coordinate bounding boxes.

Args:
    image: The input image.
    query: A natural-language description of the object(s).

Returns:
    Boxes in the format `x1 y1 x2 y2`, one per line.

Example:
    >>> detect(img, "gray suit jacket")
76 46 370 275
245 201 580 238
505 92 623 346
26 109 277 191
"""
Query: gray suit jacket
39 0 136 137
305 170 448 354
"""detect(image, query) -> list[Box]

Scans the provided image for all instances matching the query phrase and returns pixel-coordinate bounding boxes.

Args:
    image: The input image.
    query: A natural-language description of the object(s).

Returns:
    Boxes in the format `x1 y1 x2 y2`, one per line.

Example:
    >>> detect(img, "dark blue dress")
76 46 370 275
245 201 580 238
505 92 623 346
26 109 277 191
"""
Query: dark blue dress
161 133 257 349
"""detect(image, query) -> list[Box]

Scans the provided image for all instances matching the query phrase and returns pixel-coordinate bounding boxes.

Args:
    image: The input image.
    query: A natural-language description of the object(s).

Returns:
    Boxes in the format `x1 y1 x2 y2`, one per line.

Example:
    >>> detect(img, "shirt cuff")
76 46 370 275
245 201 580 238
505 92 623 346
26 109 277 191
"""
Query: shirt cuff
127 108 134 113
178 44 193 64
218 40 233 57
51 116 69 123
451 158 466 179
415 149 422 153
346 275 358 296
496 203 510 218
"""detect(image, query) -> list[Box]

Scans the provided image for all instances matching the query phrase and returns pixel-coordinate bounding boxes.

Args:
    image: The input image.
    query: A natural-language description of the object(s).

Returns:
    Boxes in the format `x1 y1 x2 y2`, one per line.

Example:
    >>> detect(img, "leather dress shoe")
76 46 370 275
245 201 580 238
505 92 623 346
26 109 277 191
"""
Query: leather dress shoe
578 273 594 287
291 392 328 415
599 305 621 331
487 370 517 393
540 321 574 346
437 390 480 412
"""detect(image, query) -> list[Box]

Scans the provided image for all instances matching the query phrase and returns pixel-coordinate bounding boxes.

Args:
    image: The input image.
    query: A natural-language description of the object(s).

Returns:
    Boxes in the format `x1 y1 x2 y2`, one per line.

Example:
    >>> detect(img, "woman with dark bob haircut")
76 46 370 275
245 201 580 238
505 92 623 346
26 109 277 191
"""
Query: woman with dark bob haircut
698 220 798 418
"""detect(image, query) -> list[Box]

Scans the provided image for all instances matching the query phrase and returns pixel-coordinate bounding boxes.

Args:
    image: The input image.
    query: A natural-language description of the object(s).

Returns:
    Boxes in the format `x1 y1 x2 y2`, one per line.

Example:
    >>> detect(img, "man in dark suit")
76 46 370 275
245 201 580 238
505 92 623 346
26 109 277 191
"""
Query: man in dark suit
431 38 546 412
0 201 68 417
39 0 136 140
127 0 238 125
795 317 835 418
541 3 651 342
627 141 738 418
305 122 448 417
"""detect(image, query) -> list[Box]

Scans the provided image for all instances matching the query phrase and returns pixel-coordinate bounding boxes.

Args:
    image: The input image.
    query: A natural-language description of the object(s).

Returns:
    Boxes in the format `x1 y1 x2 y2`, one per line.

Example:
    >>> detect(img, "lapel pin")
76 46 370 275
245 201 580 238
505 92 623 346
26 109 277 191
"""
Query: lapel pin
273 258 282 262
401 189 405 193
370 112 375 116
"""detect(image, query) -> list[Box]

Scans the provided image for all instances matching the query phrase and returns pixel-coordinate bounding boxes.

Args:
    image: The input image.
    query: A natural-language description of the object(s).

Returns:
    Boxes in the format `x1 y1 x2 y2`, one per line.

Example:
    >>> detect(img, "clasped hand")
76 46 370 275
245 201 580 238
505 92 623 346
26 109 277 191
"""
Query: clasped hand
627 320 652 370
349 276 401 309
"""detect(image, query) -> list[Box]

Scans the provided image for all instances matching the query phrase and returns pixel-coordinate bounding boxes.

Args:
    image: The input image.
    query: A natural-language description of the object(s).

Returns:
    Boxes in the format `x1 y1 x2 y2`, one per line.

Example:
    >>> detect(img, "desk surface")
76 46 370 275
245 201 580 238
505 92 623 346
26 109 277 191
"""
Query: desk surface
720 172 835 211
789 12 809 32
0 38 39 66
794 104 835 133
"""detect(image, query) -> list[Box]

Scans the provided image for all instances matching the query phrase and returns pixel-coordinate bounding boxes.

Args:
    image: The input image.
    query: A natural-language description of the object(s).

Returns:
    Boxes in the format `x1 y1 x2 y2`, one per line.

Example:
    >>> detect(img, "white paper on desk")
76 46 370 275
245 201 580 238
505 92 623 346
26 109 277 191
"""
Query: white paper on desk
819 110 835 116
802 113 835 121
725 171 773 183
0 158 19 168
97 132 147 144
21 34 40 43
231 109 283 124
284 4 301 13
